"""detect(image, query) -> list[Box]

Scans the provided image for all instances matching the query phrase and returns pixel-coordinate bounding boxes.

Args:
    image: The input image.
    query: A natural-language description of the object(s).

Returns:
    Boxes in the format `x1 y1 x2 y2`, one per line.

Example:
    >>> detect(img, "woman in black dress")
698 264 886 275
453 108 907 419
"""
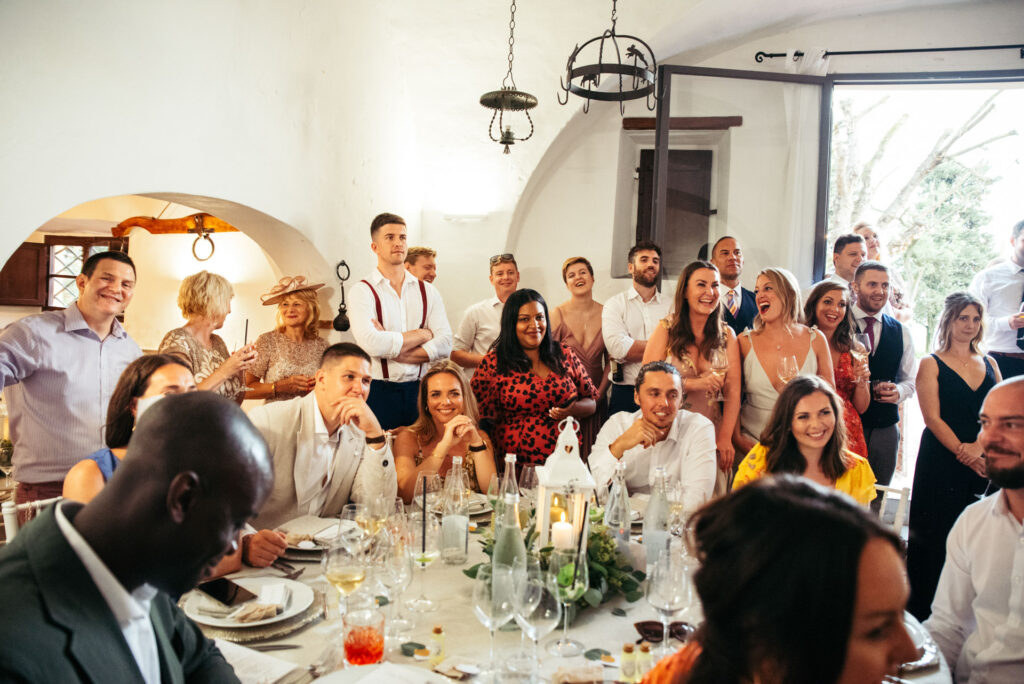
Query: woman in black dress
907 292 1001 619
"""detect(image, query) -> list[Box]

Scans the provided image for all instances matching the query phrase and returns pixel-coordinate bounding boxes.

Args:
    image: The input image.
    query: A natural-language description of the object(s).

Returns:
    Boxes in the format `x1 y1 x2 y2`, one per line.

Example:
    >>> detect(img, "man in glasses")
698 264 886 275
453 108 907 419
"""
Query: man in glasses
451 253 520 371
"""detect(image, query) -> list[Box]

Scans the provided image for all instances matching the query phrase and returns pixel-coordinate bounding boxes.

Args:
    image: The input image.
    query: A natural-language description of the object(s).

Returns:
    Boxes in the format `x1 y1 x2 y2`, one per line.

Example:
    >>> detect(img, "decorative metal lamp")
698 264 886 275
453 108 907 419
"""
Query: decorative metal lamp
479 0 537 154
557 0 658 114
535 417 596 549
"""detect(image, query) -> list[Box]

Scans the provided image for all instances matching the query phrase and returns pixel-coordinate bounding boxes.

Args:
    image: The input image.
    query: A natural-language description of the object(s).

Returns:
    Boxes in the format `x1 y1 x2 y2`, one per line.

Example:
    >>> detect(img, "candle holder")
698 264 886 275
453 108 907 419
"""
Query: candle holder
535 417 596 552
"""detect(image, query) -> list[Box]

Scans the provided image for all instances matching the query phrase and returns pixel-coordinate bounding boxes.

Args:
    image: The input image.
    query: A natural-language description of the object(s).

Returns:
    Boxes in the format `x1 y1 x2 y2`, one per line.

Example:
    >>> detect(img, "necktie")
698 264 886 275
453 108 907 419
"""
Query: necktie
726 290 738 316
864 316 877 353
1017 279 1024 350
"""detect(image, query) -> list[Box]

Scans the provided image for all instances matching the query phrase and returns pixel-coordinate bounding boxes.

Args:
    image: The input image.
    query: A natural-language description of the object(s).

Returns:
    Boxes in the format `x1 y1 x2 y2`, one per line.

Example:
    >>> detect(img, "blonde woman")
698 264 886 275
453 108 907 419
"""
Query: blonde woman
245 276 329 402
159 271 256 403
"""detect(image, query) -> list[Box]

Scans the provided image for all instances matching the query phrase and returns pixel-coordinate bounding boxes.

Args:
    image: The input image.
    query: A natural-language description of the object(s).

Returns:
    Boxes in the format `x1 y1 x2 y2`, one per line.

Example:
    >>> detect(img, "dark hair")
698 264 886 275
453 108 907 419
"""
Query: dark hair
627 240 662 263
370 212 406 238
634 360 680 392
710 235 738 256
667 260 727 361
686 475 902 684
494 289 566 375
320 342 371 368
1012 219 1024 240
854 259 889 282
759 375 851 482
803 281 856 353
106 354 190 449
82 250 136 278
560 256 593 282
696 243 708 260
832 233 865 255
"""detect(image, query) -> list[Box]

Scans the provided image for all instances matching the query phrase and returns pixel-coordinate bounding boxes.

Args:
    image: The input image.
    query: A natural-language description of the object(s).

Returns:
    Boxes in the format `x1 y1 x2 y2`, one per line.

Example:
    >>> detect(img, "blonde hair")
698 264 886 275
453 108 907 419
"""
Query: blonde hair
934 292 985 355
177 271 233 320
274 289 321 339
753 267 801 329
409 360 479 443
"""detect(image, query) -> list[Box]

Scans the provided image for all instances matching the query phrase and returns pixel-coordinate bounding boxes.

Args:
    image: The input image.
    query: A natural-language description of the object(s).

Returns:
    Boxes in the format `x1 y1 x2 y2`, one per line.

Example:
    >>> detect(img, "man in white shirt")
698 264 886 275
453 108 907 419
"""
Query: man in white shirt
249 343 398 530
349 213 453 429
602 241 671 416
451 253 520 371
970 219 1024 379
404 246 437 283
925 377 1024 684
590 361 716 511
0 391 270 683
828 233 867 285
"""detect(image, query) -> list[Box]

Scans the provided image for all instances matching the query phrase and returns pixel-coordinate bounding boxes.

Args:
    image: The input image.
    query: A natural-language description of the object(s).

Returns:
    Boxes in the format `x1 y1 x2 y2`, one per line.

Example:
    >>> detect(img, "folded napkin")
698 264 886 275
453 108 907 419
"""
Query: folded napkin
276 515 336 539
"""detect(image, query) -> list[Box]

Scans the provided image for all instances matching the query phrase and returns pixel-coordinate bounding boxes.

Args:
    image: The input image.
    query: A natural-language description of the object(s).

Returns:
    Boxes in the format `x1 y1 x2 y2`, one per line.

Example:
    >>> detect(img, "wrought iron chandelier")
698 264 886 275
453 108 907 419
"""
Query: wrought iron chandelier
479 0 537 154
558 0 658 114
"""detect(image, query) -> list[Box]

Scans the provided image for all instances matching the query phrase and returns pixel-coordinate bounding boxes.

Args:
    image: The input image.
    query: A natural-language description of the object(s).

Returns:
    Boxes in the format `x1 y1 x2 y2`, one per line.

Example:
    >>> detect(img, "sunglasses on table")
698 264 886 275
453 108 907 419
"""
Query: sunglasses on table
634 620 695 644
489 253 515 265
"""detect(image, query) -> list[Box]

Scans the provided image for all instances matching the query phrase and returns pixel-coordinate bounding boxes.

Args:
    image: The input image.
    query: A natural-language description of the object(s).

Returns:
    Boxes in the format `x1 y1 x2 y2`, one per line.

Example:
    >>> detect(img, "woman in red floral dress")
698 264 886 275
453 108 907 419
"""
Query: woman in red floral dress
803 282 870 458
471 288 597 467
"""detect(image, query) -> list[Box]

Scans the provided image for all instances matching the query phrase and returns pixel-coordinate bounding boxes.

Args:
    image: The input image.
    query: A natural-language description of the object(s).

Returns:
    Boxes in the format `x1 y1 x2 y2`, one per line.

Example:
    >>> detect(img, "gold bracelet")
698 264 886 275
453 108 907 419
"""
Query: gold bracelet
271 382 277 398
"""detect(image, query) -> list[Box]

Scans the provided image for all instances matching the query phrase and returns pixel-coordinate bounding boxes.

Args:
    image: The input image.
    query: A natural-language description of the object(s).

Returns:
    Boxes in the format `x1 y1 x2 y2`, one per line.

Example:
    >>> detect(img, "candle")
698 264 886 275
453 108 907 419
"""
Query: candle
552 515 574 550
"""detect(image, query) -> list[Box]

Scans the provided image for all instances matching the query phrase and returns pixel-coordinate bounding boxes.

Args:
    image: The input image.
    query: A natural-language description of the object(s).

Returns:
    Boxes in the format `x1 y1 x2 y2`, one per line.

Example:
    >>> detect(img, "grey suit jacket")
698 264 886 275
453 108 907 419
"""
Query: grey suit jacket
248 392 398 529
0 504 238 683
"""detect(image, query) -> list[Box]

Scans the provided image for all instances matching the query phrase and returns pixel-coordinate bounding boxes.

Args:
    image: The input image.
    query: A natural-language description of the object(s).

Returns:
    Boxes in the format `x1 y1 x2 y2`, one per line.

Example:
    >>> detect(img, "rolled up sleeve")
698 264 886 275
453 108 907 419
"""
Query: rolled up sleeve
348 282 403 359
420 284 452 361
602 294 634 362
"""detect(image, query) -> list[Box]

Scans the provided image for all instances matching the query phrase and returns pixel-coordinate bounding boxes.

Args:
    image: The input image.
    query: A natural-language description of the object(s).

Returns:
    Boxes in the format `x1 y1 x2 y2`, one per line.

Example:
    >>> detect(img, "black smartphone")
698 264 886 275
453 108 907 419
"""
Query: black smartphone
196 578 258 607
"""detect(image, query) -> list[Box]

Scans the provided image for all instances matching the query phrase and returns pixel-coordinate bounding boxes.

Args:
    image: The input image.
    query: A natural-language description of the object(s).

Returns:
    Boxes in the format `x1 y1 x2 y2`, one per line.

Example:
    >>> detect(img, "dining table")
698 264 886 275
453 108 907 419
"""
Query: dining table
200 515 954 684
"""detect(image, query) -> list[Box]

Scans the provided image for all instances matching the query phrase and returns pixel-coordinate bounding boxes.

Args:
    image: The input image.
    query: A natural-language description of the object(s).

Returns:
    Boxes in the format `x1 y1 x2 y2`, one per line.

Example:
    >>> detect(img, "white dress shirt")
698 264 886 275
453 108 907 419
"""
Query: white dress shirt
851 304 916 402
589 409 716 511
55 503 161 684
295 405 340 516
924 491 1024 684
601 287 671 386
453 296 503 356
970 259 1024 354
349 268 453 382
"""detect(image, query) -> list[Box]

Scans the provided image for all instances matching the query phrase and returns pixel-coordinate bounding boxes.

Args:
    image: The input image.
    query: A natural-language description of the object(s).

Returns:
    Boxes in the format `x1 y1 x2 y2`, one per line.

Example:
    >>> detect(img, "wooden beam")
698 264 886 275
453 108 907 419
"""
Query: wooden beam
112 213 240 238
623 116 743 131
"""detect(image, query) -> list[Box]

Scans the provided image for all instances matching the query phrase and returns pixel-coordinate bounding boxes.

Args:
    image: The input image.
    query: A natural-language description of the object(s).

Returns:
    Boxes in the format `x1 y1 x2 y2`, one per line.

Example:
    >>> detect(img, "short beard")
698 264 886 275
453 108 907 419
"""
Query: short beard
987 461 1024 490
633 270 658 288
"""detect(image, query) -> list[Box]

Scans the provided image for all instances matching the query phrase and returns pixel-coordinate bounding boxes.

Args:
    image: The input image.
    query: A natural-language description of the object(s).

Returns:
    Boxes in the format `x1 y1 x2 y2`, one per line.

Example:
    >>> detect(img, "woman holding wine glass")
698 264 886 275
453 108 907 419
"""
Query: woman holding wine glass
736 268 834 455
803 281 870 458
644 260 741 490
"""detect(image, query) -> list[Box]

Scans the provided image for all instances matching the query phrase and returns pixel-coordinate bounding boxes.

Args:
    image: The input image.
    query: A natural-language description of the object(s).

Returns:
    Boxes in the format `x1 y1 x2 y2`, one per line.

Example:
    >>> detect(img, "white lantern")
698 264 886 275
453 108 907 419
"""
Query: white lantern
535 417 596 549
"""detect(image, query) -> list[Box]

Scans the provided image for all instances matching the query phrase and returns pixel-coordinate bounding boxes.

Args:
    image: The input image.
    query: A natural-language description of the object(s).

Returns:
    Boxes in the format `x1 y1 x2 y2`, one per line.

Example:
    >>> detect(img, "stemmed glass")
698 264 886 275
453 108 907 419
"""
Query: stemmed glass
406 511 441 612
708 347 729 402
852 333 872 384
473 564 515 681
645 546 695 657
414 471 443 514
546 548 589 657
377 532 414 636
666 483 688 537
323 519 368 616
778 355 799 385
513 557 561 679
518 465 538 524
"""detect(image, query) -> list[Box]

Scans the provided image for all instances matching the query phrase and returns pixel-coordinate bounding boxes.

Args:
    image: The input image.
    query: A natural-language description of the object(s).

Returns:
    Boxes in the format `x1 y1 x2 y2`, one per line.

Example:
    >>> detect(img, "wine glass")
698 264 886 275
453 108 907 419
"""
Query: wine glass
777 355 799 385
708 347 729 402
323 521 368 615
518 465 538 524
546 548 589 657
645 546 695 657
473 563 515 681
666 482 688 537
852 334 872 384
513 557 561 678
377 532 414 636
406 511 441 612
413 471 443 515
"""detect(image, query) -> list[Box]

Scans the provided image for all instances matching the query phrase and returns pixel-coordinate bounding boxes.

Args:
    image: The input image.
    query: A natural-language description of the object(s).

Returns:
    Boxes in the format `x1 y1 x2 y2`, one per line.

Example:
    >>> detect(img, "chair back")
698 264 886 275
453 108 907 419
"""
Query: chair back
1 496 62 542
873 484 910 533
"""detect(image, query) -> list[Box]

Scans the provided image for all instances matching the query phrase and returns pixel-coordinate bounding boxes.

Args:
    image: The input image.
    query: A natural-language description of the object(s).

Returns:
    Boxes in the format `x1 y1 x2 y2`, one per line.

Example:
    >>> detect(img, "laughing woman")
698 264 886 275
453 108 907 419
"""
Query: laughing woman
736 268 834 454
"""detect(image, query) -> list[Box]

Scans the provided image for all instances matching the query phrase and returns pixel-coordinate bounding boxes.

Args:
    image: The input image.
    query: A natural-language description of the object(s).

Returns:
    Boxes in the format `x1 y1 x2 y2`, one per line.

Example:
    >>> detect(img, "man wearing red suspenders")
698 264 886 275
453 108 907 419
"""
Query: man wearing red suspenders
348 213 453 430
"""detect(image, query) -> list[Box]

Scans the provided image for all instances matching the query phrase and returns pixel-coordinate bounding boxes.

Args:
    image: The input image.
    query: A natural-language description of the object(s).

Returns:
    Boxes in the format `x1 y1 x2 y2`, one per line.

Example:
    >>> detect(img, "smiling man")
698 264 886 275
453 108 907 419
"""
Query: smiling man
925 377 1024 684
0 250 142 507
451 253 520 371
247 342 397 529
589 361 716 509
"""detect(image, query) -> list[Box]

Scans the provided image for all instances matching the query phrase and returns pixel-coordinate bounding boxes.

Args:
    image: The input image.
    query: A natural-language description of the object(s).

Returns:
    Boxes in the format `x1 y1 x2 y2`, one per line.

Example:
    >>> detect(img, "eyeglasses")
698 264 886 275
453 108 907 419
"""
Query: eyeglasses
489 253 515 265
634 620 695 643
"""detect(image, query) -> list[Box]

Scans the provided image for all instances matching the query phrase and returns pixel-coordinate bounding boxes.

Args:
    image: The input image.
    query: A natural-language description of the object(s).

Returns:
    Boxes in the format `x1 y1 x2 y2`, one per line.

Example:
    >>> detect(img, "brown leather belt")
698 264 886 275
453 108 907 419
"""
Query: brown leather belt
992 351 1024 360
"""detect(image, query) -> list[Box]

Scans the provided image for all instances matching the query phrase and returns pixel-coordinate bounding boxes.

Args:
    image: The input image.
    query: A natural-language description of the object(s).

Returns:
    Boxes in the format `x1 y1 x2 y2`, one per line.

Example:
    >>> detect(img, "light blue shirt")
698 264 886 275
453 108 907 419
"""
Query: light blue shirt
0 304 142 482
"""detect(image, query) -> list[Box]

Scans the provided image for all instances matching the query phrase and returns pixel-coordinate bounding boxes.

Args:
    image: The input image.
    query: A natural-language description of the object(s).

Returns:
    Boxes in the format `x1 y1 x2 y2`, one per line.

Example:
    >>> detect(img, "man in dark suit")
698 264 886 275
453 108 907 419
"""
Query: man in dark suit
0 392 274 683
710 236 757 334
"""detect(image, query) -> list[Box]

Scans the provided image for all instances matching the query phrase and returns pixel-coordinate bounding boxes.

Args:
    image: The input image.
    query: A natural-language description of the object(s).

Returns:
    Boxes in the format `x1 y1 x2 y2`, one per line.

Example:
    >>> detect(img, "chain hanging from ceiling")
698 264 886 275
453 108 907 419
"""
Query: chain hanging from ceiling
479 0 538 154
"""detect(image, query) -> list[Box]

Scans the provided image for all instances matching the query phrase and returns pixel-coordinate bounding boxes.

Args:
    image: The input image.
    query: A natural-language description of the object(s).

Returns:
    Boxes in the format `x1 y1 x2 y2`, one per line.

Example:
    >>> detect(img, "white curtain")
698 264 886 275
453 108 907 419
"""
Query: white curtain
781 48 830 285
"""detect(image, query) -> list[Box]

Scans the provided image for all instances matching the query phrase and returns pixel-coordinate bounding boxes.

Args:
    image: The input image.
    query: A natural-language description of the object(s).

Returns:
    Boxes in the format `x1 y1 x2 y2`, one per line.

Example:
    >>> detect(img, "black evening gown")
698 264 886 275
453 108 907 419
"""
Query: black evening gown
906 354 995 620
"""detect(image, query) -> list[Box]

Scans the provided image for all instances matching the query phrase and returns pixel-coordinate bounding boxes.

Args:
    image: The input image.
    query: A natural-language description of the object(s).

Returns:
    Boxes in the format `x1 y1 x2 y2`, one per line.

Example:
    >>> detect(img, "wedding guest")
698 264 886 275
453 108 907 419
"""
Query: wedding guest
853 221 911 321
404 246 437 283
907 292 1000 619
549 256 609 458
708 236 757 334
969 218 1024 379
472 289 597 466
394 360 496 502
644 260 740 492
734 375 876 506
0 250 142 506
451 253 520 371
642 476 916 684
825 233 867 286
244 276 329 402
0 392 273 683
159 270 256 403
803 281 870 458
736 268 834 454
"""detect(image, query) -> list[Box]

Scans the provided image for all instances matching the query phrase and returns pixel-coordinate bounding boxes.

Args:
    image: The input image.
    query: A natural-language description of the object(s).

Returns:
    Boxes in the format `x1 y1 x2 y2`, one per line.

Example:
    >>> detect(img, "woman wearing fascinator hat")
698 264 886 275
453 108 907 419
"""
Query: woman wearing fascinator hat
244 276 330 403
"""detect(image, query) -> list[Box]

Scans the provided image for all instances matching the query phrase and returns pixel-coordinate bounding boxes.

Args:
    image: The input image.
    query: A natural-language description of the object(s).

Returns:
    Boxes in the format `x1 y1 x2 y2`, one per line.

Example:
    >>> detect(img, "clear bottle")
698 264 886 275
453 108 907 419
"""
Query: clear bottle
605 460 632 546
491 491 527 568
441 456 470 564
635 642 653 679
428 624 446 665
619 642 637 683
642 466 671 569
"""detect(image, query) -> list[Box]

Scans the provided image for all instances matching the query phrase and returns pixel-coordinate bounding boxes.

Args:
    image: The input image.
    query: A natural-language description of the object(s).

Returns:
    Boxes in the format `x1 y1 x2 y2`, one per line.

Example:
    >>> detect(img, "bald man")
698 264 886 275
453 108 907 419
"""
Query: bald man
0 392 273 683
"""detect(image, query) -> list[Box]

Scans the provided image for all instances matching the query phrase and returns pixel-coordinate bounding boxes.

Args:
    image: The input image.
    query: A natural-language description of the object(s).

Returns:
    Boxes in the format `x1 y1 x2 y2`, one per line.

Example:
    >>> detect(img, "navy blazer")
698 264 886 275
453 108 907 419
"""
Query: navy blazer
723 287 757 335
0 505 239 684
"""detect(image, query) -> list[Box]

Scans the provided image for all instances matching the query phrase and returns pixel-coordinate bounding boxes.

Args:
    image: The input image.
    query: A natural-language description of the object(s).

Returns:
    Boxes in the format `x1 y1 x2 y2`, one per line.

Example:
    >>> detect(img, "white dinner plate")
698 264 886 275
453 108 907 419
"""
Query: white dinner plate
422 492 491 516
316 662 450 683
183 577 314 629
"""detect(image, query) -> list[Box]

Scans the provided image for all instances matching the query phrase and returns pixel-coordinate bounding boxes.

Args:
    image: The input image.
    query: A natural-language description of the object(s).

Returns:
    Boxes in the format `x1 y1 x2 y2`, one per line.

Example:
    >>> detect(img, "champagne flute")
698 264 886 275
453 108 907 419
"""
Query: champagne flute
708 347 729 402
546 548 589 657
406 511 441 612
777 355 799 385
645 546 695 657
473 564 515 681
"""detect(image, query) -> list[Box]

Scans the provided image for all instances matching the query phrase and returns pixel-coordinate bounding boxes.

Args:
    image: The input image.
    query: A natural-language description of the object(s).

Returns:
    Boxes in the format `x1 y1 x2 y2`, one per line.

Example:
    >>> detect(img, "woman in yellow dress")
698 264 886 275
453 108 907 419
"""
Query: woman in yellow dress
733 375 876 505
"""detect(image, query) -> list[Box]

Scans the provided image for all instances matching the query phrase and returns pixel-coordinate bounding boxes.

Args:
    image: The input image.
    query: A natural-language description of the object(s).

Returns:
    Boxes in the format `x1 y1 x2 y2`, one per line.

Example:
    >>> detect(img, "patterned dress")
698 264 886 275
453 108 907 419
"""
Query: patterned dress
158 327 245 401
550 307 607 459
249 330 329 402
833 351 868 459
471 343 597 466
